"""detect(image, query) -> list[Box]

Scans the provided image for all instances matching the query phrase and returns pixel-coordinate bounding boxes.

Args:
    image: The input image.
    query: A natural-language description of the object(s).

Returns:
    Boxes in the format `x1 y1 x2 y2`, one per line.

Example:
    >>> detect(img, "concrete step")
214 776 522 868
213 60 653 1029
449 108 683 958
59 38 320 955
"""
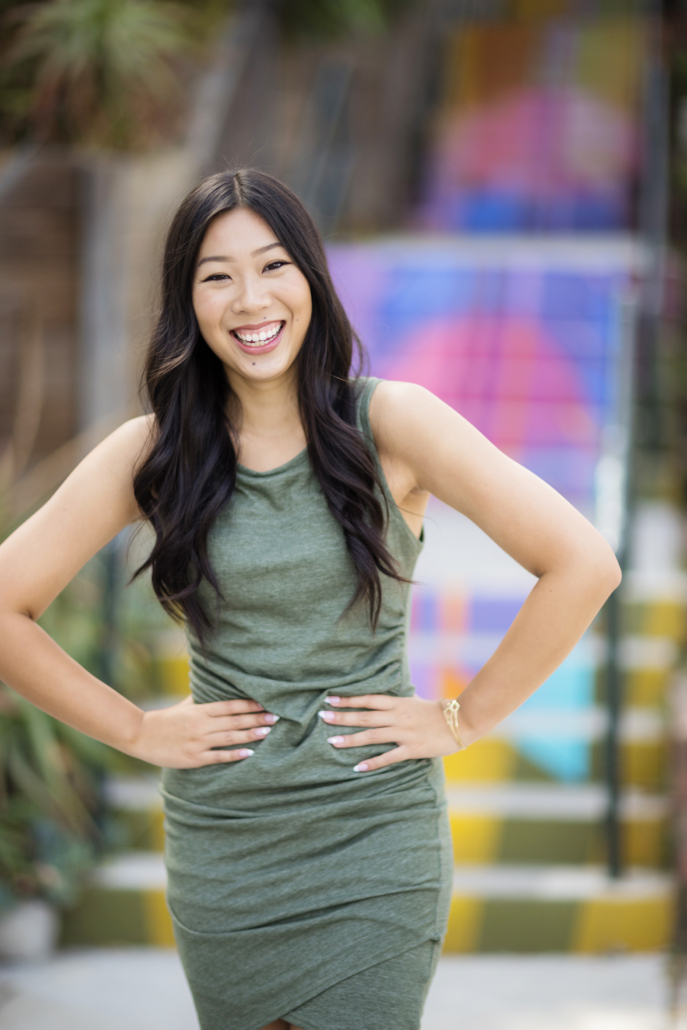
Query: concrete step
446 784 667 819
58 851 673 954
104 774 164 852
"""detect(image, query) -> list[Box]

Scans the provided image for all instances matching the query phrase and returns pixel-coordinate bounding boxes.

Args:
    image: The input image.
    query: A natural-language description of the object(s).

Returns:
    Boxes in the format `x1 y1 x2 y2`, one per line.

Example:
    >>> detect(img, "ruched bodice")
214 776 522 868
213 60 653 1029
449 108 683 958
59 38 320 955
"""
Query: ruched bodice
188 380 423 720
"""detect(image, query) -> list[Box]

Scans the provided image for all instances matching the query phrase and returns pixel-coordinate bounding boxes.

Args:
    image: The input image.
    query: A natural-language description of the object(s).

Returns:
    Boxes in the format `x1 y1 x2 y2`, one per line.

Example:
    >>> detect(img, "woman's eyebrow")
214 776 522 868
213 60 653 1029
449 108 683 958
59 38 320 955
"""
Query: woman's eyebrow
197 242 282 268
197 255 228 267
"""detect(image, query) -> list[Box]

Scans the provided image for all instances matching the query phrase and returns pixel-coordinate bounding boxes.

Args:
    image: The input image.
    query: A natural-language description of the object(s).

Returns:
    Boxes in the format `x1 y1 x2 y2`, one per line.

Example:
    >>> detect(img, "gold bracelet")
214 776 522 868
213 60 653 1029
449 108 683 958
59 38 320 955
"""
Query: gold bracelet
440 698 465 750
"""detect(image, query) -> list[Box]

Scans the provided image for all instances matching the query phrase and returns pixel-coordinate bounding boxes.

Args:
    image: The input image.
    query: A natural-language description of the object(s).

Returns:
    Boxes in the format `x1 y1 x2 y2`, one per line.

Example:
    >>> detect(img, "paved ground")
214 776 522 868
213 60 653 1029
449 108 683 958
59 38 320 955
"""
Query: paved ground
0 949 678 1029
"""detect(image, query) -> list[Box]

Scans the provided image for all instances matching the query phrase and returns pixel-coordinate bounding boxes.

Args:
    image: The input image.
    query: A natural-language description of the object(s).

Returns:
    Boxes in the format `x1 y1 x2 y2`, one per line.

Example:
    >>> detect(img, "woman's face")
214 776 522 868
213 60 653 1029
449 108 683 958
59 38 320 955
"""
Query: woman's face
192 206 313 387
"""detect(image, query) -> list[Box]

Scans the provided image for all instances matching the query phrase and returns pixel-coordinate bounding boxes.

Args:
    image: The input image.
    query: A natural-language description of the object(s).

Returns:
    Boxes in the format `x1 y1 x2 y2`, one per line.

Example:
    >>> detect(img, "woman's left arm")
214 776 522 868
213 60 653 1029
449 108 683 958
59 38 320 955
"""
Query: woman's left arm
321 381 622 771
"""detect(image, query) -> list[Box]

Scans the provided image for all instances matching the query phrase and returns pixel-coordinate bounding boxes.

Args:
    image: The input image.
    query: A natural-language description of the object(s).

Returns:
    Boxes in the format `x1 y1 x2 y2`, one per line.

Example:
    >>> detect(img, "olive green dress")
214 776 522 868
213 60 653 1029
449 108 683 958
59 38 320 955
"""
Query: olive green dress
158 377 453 1030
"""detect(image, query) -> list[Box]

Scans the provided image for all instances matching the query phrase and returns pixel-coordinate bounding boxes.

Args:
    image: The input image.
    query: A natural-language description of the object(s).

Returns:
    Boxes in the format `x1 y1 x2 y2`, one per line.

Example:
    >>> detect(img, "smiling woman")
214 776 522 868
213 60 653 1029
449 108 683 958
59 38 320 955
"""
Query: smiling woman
0 168 621 1030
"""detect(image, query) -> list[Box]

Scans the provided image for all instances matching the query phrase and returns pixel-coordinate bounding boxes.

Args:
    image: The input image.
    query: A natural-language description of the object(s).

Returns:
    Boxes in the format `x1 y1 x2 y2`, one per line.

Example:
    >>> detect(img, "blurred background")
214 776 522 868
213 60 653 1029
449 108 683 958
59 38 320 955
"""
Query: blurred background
0 0 687 1027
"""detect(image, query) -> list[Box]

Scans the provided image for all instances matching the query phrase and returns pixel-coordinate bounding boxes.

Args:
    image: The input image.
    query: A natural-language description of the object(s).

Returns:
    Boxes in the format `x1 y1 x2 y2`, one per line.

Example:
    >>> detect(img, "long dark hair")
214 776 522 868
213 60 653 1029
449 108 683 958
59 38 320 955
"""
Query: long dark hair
132 167 405 643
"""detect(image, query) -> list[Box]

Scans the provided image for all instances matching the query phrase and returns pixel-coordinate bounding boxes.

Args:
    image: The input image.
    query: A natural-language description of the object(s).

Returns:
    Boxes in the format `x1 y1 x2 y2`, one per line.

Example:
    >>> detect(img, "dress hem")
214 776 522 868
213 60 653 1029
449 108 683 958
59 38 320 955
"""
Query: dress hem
170 900 446 1030
247 931 446 1030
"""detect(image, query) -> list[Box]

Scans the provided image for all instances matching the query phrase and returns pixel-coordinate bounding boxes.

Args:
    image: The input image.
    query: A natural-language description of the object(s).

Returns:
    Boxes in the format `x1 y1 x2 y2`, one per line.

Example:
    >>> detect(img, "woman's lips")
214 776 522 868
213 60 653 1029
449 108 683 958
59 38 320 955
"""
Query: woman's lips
231 321 285 355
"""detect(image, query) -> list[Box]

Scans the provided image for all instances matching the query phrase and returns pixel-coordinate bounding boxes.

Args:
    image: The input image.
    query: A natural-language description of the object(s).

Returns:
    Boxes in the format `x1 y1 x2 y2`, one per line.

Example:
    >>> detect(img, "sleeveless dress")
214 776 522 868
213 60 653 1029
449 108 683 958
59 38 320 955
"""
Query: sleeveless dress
158 377 454 1030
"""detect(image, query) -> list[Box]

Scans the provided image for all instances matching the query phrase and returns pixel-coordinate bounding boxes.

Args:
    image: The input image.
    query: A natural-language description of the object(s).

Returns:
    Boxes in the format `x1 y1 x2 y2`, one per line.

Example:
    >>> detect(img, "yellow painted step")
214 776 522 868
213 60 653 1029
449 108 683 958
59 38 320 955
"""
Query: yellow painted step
443 738 666 789
448 811 667 867
155 654 190 697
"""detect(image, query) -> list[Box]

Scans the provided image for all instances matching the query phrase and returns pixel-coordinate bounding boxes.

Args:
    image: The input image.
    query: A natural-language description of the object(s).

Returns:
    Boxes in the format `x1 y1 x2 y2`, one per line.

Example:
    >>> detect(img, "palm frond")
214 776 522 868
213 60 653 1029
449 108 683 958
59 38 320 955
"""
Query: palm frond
5 0 191 146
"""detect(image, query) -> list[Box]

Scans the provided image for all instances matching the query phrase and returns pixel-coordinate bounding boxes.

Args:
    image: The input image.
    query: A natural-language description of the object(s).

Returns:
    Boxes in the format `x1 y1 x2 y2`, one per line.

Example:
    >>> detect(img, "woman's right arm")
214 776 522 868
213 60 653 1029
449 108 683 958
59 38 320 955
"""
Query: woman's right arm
0 416 273 767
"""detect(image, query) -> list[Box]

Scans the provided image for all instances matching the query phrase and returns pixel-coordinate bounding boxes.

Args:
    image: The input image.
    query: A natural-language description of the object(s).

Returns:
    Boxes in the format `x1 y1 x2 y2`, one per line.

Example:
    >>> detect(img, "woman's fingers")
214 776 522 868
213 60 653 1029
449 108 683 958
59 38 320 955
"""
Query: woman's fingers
206 724 274 744
319 708 389 728
322 696 459 771
209 726 272 746
205 698 265 716
326 728 396 748
201 747 255 764
207 712 278 734
353 745 409 772
325 694 395 710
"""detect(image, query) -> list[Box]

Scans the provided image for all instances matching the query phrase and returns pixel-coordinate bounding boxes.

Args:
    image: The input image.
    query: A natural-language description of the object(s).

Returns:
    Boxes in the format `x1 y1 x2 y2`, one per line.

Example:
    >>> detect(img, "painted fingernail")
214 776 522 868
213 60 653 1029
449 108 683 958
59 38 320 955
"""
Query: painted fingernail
327 736 345 744
318 710 335 722
254 726 271 737
353 762 368 772
264 714 279 724
326 696 341 704
239 749 254 757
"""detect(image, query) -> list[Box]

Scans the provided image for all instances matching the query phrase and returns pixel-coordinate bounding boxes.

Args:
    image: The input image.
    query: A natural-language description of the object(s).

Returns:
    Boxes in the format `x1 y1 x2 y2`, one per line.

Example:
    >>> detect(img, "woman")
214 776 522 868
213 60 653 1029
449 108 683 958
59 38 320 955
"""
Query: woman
0 168 620 1030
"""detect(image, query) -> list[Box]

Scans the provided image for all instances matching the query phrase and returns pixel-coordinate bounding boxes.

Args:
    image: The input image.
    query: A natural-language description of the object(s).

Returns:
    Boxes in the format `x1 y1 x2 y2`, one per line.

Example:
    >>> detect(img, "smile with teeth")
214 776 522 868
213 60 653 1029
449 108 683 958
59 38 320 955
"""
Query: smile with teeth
232 321 284 346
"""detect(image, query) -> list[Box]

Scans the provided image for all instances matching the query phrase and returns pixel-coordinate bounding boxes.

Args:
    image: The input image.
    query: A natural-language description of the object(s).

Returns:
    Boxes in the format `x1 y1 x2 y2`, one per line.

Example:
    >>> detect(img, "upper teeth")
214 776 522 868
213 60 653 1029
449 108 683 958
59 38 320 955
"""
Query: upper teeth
235 323 282 345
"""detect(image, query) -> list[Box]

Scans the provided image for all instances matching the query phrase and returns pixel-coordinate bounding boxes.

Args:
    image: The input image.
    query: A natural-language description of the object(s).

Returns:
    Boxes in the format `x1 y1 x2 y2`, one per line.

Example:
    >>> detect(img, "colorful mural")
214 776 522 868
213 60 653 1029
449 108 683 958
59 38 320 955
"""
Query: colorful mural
331 239 632 512
413 18 645 233
328 238 639 781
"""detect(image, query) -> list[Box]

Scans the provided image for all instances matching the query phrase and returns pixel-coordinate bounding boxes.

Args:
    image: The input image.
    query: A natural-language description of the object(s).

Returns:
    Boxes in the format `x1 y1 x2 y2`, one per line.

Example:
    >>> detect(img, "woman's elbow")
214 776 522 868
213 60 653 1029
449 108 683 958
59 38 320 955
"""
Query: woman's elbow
592 540 622 599
562 533 622 605
606 554 623 594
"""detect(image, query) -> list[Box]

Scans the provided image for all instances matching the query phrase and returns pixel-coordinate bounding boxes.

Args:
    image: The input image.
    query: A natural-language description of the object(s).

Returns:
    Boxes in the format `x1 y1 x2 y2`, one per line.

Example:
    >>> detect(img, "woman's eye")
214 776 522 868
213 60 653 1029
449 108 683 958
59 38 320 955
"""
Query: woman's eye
264 261 289 272
202 273 231 282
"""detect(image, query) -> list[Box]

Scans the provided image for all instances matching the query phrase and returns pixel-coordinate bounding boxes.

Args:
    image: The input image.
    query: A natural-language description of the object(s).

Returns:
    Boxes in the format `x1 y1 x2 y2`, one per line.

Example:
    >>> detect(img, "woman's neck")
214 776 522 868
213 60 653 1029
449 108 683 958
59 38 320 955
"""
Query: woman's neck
226 367 307 472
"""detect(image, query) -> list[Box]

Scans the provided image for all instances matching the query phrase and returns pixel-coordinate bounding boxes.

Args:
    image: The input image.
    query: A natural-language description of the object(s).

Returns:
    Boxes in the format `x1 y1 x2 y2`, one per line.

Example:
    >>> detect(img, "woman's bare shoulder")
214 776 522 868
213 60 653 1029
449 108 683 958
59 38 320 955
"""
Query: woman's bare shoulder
127 412 156 450
367 379 444 454
93 413 157 474
43 412 159 530
110 411 156 451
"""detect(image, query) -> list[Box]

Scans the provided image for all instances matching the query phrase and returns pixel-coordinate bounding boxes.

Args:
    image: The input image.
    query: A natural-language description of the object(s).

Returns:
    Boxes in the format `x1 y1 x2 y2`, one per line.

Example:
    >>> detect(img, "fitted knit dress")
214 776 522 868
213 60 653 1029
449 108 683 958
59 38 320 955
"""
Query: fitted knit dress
158 376 454 1030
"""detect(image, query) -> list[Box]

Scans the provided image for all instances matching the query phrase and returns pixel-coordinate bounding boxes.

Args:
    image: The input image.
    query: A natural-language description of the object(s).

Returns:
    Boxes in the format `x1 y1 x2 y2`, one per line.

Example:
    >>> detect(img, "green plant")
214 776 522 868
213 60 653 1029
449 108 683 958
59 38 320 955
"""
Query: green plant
0 684 129 914
2 0 191 148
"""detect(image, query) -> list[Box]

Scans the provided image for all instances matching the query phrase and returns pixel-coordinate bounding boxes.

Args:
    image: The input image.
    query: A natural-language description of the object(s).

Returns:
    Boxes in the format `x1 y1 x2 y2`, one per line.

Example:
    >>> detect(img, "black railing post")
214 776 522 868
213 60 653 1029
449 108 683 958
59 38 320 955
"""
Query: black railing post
604 576 624 879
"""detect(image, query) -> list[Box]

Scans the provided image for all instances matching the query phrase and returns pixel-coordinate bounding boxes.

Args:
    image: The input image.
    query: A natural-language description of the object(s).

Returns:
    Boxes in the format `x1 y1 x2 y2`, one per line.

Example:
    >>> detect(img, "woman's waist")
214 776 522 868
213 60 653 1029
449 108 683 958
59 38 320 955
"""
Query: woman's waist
188 660 412 722
160 726 446 815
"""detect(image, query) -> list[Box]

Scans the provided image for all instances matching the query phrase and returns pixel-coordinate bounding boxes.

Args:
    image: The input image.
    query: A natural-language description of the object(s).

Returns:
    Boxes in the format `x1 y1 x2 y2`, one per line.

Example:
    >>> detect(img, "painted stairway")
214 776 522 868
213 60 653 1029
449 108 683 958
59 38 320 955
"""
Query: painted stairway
58 499 680 953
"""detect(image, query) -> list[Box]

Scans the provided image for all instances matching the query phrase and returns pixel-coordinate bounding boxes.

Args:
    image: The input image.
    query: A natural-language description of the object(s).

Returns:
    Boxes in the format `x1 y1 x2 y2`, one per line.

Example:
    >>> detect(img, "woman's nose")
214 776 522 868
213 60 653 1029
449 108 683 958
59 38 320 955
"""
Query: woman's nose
231 273 269 313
